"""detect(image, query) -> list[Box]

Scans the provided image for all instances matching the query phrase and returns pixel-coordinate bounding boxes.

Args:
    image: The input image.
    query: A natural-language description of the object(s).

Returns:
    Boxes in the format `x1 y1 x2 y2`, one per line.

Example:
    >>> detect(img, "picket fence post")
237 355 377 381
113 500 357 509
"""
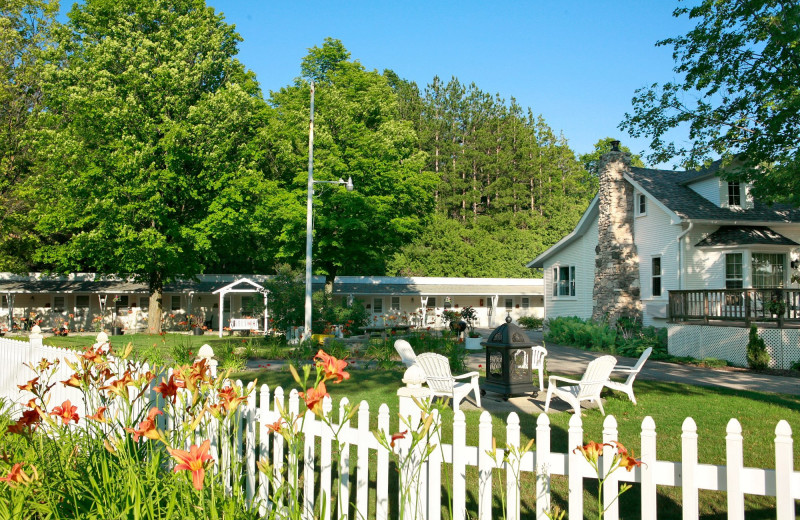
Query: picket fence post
376 403 391 520
477 411 493 520
726 419 744 520
506 412 521 520
567 414 584 518
774 420 793 519
640 416 657 519
602 415 620 520
337 397 352 520
319 397 334 520
681 417 699 520
257 384 271 517
452 410 467 520
396 364 430 520
29 325 43 362
535 413 551 520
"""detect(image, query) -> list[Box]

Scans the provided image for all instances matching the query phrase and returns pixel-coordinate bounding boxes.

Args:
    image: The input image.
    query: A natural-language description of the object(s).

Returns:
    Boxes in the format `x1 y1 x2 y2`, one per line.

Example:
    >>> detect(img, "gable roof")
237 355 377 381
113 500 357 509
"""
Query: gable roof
526 196 598 268
627 166 800 223
695 225 799 247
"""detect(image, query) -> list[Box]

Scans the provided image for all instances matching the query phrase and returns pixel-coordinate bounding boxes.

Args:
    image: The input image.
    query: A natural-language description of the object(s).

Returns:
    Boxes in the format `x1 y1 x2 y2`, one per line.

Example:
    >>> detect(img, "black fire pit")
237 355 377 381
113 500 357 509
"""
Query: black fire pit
480 316 537 400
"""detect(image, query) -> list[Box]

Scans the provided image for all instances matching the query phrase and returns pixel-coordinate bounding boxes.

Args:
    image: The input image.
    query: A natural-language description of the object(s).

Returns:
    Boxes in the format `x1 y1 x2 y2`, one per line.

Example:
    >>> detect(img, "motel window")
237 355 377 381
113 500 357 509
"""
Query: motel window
504 298 513 310
651 257 662 297
373 298 383 314
115 295 128 310
521 297 530 309
390 296 400 311
553 265 576 297
139 297 149 310
171 295 181 311
53 296 65 312
728 181 741 207
427 297 436 308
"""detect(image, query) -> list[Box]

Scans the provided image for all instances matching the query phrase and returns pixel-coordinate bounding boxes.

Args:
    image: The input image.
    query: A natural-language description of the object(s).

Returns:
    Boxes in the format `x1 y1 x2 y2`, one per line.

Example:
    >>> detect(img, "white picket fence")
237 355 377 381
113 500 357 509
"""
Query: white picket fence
1 334 798 519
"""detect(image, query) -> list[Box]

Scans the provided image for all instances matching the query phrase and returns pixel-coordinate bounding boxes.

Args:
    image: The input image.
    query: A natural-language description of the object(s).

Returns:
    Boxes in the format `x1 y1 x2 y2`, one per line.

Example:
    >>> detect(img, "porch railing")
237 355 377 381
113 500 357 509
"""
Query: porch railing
668 288 800 326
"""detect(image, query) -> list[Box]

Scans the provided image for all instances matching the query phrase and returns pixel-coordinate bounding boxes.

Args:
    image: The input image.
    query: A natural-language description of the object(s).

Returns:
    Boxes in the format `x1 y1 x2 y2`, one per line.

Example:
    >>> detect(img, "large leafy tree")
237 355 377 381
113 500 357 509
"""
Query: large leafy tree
264 39 438 280
621 0 800 205
0 0 58 271
29 0 279 332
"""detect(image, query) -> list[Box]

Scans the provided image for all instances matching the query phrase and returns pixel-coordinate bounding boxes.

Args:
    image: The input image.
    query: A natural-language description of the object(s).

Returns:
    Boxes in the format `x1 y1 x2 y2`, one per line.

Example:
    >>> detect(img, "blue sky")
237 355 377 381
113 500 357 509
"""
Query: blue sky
211 0 695 164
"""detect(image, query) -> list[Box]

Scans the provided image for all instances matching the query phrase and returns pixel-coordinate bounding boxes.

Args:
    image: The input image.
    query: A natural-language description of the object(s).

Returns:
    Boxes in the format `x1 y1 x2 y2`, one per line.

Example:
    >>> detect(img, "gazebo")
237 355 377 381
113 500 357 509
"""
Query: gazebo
212 278 269 337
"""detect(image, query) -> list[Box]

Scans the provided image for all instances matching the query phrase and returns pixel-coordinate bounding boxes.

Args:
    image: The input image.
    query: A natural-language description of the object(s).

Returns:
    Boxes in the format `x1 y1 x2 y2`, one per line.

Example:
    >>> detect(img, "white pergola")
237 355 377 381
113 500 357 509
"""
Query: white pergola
212 278 269 338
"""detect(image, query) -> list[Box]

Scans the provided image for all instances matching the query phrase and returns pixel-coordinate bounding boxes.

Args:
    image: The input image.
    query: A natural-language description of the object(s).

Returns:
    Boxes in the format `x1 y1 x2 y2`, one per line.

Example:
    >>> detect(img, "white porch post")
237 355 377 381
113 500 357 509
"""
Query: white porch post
218 292 224 338
490 295 499 327
420 296 429 327
263 291 269 333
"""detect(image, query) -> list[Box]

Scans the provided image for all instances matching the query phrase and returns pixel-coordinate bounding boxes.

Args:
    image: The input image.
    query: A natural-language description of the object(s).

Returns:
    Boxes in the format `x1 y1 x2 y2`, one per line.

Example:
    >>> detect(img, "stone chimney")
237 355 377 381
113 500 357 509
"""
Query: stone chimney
591 144 642 326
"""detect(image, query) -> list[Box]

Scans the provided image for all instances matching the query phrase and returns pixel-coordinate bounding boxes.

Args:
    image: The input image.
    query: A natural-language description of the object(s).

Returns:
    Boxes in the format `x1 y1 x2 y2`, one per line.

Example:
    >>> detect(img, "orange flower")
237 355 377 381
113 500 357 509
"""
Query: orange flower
87 406 108 423
612 441 643 472
154 375 180 403
0 463 37 488
127 407 163 441
574 441 607 464
50 400 79 425
299 381 328 415
390 430 408 448
7 409 41 435
81 347 103 364
265 419 284 434
62 373 83 388
218 386 247 414
314 350 350 384
125 407 163 442
17 377 39 393
100 371 134 397
168 439 214 491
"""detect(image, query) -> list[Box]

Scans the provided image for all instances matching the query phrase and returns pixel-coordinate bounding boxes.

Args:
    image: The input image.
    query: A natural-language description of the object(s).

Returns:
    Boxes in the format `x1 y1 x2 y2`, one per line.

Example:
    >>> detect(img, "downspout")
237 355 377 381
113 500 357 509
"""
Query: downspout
676 222 693 290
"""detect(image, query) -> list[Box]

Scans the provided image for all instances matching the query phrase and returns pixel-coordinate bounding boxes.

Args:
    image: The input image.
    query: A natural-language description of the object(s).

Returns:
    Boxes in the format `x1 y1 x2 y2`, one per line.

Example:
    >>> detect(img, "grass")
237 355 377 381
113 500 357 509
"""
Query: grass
230 366 800 518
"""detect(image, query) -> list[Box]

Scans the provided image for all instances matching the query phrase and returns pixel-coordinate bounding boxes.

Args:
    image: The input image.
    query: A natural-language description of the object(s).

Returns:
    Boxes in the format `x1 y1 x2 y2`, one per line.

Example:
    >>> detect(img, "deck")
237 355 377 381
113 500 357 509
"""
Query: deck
668 288 800 328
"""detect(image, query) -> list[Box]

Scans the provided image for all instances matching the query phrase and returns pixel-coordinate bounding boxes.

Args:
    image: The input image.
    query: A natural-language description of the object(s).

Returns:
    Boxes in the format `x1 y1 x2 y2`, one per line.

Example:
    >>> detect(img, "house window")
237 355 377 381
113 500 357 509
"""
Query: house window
115 295 128 310
53 296 65 312
752 253 785 288
521 297 530 309
373 298 383 314
171 295 181 311
427 297 436 308
554 265 576 297
725 253 743 289
651 257 662 297
443 296 452 309
139 296 149 310
390 296 400 311
504 298 513 310
727 181 741 207
637 193 647 216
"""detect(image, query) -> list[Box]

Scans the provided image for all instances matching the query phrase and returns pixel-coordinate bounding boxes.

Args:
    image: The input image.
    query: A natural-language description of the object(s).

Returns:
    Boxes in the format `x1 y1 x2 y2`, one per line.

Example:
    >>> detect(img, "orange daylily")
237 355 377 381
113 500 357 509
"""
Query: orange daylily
62 372 83 388
0 463 37 488
299 381 328 415
390 430 408 448
154 374 180 403
265 419 284 434
315 350 350 383
218 385 248 414
100 371 134 397
573 441 607 464
612 442 643 471
168 439 214 491
50 400 79 425
17 377 39 393
7 409 41 435
86 406 108 423
125 407 163 442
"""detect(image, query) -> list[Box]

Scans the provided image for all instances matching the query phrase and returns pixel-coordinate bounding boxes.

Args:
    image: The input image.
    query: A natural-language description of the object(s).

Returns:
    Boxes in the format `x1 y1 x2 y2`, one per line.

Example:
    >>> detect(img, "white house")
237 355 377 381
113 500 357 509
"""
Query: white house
528 146 800 329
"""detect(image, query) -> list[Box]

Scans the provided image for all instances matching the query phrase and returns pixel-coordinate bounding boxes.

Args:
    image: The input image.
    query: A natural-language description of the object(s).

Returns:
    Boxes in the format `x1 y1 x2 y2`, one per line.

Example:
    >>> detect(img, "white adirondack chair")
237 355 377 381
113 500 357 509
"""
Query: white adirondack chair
530 346 548 395
544 355 617 415
393 339 418 368
604 347 653 405
415 353 481 411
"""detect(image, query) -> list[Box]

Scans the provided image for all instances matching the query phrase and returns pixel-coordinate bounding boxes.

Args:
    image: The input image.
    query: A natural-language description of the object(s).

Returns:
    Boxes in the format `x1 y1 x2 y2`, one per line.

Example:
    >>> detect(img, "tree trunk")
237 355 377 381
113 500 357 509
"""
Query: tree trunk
147 274 163 334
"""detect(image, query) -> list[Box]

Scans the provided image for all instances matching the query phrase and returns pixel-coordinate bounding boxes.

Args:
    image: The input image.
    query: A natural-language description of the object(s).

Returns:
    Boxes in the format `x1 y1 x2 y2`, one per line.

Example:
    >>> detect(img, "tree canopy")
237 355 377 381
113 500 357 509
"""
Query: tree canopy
621 0 800 206
27 0 279 331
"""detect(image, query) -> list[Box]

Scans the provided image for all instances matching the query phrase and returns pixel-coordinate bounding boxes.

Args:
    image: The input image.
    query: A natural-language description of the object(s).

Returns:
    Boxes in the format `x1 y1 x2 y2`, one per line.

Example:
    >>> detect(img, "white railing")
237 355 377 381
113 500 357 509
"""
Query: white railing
0 335 798 519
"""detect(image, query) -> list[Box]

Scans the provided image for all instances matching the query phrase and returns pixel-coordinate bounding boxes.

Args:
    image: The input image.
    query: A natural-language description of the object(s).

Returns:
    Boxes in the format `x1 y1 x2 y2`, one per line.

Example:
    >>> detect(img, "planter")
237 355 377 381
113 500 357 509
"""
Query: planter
192 327 205 336
111 326 124 336
465 336 483 350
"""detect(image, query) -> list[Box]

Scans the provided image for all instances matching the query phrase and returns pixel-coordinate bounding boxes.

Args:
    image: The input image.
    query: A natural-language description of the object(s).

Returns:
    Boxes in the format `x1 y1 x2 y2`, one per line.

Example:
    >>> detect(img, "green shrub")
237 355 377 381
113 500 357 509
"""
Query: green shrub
517 316 543 329
746 325 770 370
791 359 800 371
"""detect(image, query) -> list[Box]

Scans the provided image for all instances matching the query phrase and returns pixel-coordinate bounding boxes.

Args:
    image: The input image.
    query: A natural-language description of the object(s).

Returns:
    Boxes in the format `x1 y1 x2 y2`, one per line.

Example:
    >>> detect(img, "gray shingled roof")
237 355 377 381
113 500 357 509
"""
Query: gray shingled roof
695 226 800 247
627 166 800 222
333 282 543 296
0 279 323 294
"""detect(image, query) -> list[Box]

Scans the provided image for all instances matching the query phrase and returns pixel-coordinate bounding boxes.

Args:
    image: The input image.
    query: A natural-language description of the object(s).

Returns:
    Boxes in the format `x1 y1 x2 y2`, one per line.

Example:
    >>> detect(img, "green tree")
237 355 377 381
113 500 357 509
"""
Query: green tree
621 0 800 206
0 0 58 271
264 39 438 280
579 137 645 176
29 0 277 333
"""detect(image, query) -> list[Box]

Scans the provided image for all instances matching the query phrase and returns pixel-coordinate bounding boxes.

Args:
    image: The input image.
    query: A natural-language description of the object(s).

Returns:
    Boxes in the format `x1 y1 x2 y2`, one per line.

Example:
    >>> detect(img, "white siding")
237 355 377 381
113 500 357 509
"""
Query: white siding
634 202 682 326
543 218 598 321
687 177 721 206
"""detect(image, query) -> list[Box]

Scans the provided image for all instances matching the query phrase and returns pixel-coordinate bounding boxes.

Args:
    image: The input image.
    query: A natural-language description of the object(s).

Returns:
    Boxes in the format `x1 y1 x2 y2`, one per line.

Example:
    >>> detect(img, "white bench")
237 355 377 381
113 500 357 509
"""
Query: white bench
229 318 260 330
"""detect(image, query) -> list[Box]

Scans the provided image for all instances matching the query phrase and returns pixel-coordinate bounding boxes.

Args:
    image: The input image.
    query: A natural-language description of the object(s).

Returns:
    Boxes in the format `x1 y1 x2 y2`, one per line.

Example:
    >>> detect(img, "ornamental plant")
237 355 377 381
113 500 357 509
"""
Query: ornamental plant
0 341 258 519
